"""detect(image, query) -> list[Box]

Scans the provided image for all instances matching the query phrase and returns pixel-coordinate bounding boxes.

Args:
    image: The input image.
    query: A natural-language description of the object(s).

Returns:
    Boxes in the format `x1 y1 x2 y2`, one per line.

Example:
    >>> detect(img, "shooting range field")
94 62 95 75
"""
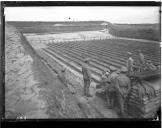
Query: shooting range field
5 21 161 119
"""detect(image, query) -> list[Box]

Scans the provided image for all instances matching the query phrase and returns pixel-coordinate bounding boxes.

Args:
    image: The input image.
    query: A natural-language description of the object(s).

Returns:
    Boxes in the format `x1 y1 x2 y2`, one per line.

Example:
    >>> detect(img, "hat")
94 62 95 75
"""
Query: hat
61 67 66 72
109 66 117 71
127 52 132 56
120 66 128 73
83 58 90 63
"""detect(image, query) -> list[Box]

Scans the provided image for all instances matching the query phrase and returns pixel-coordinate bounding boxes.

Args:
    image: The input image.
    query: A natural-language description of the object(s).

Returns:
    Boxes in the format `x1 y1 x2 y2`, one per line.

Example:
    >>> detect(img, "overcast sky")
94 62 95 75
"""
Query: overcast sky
5 6 160 24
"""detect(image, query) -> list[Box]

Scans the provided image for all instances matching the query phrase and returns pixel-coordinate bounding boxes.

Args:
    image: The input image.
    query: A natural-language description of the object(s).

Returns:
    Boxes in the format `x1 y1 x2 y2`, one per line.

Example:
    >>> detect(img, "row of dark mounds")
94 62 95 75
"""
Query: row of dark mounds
5 24 97 118
7 21 160 41
41 38 160 118
5 23 160 119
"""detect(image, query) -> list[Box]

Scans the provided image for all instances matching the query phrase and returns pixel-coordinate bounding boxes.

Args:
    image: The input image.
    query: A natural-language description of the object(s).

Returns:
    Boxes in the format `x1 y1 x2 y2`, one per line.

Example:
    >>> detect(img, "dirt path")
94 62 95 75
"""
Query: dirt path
37 49 119 118
5 24 48 118
5 24 91 119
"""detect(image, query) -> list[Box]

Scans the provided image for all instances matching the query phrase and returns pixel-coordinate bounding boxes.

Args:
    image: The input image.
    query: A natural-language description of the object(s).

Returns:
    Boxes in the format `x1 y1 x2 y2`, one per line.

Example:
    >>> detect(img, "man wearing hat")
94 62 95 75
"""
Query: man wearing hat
115 66 131 117
106 66 120 108
138 50 145 65
126 52 134 75
108 66 118 81
81 58 92 97
137 50 145 72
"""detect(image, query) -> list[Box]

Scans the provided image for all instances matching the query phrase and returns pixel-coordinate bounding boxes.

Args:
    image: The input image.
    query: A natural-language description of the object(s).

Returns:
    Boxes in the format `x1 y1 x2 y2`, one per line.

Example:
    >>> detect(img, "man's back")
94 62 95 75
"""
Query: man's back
81 63 90 80
107 72 119 91
109 72 119 82
126 57 134 73
116 74 131 96
139 53 145 64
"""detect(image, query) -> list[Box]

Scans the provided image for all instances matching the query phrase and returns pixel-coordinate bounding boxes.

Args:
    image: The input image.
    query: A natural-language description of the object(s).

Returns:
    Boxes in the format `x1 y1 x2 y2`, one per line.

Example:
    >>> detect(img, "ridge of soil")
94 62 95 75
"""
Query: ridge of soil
5 24 96 118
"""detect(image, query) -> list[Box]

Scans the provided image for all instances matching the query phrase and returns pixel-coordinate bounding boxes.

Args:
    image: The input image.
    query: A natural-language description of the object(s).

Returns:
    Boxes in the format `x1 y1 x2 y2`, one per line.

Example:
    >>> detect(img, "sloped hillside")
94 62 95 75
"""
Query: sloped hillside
5 24 92 118
106 23 160 41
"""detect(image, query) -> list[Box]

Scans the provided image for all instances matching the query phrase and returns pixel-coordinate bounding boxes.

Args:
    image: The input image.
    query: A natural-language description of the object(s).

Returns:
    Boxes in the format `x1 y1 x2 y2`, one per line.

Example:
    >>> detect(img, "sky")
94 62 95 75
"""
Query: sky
5 6 160 24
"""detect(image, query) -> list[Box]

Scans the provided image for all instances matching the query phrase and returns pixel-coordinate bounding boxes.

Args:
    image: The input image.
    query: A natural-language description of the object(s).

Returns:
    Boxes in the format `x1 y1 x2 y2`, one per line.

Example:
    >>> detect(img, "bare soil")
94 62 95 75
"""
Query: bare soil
5 24 92 118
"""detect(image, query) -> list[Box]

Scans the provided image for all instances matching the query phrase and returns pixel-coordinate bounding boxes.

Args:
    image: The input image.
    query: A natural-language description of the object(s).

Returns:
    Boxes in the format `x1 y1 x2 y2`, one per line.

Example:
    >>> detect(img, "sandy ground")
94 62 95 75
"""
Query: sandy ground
5 24 48 118
5 24 90 119
24 30 114 49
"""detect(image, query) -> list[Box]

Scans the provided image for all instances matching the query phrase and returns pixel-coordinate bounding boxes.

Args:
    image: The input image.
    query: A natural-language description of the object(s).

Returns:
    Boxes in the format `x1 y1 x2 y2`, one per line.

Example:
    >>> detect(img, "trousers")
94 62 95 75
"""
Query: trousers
108 91 117 107
116 93 125 116
83 79 90 96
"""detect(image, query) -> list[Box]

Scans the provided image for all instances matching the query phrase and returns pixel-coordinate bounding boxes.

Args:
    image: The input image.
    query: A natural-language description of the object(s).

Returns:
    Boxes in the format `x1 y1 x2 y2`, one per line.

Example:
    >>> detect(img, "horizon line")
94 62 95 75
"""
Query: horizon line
6 20 159 24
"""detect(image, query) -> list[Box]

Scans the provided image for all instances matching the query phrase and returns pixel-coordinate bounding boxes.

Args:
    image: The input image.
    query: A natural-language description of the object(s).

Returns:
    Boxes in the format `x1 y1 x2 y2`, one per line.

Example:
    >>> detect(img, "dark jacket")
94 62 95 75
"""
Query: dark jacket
81 63 91 80
115 73 131 98
108 72 119 92
126 57 134 72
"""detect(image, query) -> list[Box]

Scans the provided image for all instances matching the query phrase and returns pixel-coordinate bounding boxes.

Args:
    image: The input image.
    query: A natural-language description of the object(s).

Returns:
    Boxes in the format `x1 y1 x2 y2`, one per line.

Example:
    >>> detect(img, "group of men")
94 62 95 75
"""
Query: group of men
58 49 158 117
100 66 131 116
126 50 157 74
81 50 157 117
81 57 131 116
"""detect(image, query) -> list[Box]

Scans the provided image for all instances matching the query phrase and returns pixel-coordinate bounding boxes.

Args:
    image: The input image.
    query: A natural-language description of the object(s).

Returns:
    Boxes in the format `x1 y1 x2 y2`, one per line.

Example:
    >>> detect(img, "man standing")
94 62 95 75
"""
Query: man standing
137 50 145 71
138 50 145 65
81 58 92 97
115 66 131 117
107 66 120 108
126 52 134 75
